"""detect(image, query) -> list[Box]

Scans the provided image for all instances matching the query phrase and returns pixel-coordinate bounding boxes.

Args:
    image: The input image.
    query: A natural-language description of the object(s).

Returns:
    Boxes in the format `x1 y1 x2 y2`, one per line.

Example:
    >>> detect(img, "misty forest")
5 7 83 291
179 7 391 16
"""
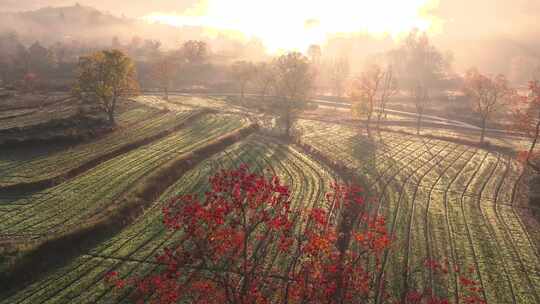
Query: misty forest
0 1 540 303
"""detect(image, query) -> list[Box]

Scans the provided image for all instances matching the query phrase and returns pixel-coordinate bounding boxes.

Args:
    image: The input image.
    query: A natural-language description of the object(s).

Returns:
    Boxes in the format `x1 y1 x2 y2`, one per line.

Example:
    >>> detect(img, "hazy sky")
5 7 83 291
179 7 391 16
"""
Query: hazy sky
2 0 539 75
2 0 537 38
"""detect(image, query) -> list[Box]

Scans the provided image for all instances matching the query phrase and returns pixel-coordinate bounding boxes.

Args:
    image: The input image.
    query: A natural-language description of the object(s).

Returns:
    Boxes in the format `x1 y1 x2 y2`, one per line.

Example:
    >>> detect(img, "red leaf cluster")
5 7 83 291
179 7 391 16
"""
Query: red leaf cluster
105 166 485 304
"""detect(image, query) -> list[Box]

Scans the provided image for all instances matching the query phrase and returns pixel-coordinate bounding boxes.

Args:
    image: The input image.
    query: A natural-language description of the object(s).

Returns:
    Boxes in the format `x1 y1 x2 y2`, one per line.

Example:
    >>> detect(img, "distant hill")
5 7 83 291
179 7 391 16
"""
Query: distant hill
0 4 203 48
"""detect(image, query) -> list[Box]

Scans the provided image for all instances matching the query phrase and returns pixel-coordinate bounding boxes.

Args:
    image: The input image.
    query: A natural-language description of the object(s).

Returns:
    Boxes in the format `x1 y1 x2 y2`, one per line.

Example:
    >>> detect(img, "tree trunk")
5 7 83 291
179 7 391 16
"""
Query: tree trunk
366 112 372 136
480 118 486 144
164 86 169 101
416 113 422 135
285 111 291 138
108 110 115 125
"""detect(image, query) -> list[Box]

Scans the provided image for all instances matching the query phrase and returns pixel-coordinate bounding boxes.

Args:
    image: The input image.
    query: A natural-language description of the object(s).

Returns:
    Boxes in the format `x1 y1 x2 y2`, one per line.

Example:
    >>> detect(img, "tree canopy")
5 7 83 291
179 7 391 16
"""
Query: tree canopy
73 49 139 124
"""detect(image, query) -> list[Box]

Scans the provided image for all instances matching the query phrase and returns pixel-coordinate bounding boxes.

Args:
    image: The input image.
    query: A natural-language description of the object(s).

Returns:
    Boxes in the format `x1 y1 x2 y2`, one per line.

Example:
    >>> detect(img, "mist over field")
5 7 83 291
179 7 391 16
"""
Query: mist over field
1 2 540 304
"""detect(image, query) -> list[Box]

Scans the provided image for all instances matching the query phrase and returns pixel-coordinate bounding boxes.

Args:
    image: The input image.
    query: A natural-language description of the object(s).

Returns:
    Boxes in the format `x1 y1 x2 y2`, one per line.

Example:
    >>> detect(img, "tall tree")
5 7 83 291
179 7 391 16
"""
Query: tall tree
463 69 514 143
231 61 257 99
150 54 177 101
375 65 398 129
391 30 448 135
272 52 314 137
73 49 139 124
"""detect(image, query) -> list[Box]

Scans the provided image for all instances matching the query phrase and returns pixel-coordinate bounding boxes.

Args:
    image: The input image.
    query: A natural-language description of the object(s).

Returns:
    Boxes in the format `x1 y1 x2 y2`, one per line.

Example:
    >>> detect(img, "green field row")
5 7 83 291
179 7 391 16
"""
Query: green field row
296 119 540 304
0 102 197 187
0 114 247 241
0 134 340 304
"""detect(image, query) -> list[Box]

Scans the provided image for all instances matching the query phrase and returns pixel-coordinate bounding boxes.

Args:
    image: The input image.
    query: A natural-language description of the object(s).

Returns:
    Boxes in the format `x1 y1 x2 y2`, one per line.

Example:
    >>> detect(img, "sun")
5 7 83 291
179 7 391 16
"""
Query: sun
143 0 441 53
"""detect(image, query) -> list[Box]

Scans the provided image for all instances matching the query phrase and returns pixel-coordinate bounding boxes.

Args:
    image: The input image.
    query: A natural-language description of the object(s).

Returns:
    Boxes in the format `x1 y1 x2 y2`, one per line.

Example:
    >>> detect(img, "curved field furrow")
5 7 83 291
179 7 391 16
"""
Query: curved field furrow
295 120 539 304
368 139 451 297
429 148 479 301
0 105 196 188
1 134 339 304
406 146 471 294
0 114 247 241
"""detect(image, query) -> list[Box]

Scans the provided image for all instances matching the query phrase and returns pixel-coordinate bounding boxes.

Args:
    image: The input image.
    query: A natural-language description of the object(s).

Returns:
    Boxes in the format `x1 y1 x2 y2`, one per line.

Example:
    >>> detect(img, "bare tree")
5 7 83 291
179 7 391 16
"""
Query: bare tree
231 61 257 99
376 65 398 129
150 53 177 100
350 64 395 134
464 69 514 143
272 52 314 137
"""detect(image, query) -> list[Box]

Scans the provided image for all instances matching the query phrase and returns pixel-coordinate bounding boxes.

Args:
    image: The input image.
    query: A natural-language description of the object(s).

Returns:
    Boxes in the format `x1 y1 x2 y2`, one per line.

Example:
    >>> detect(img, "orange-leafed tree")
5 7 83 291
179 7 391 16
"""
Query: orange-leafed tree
106 166 485 304
512 81 540 172
463 69 514 144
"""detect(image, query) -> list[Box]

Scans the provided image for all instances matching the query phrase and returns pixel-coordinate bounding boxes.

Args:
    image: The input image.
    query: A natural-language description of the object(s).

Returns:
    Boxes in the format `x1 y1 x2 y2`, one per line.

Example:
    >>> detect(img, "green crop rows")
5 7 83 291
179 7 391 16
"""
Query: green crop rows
0 104 199 187
0 114 246 241
296 119 540 303
0 134 339 304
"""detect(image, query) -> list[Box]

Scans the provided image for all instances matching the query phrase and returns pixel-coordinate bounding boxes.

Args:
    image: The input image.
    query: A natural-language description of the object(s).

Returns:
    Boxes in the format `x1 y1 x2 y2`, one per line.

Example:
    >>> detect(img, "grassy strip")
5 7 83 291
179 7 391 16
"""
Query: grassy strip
0 123 258 296
0 109 213 195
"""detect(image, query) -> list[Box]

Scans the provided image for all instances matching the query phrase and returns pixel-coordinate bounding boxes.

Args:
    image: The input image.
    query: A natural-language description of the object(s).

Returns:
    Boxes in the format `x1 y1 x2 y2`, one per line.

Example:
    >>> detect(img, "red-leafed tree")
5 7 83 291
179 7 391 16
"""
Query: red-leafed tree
106 166 484 304
463 69 514 144
512 81 540 173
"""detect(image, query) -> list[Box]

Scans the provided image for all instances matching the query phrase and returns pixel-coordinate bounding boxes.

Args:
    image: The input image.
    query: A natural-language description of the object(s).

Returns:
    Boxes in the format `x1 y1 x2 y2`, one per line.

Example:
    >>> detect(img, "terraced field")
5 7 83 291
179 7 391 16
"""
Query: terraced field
1 93 539 304
0 98 81 132
297 119 540 303
0 114 246 242
0 135 339 304
0 103 197 187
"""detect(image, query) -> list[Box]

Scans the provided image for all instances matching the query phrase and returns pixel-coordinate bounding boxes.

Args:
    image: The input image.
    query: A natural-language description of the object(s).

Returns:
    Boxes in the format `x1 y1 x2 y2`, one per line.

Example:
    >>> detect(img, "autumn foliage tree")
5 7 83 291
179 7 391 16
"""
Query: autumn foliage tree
463 69 514 144
73 49 139 124
512 81 540 172
106 166 485 304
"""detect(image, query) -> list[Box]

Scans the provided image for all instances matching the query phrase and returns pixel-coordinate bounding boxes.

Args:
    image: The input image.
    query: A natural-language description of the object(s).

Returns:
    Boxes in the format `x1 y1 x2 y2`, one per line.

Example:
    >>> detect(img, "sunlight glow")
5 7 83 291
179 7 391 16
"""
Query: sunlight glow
143 0 441 53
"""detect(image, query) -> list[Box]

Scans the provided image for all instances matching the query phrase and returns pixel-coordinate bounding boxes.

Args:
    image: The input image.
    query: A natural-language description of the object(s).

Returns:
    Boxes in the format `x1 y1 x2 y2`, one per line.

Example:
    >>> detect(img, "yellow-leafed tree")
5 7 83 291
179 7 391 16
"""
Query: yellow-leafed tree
73 49 139 124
